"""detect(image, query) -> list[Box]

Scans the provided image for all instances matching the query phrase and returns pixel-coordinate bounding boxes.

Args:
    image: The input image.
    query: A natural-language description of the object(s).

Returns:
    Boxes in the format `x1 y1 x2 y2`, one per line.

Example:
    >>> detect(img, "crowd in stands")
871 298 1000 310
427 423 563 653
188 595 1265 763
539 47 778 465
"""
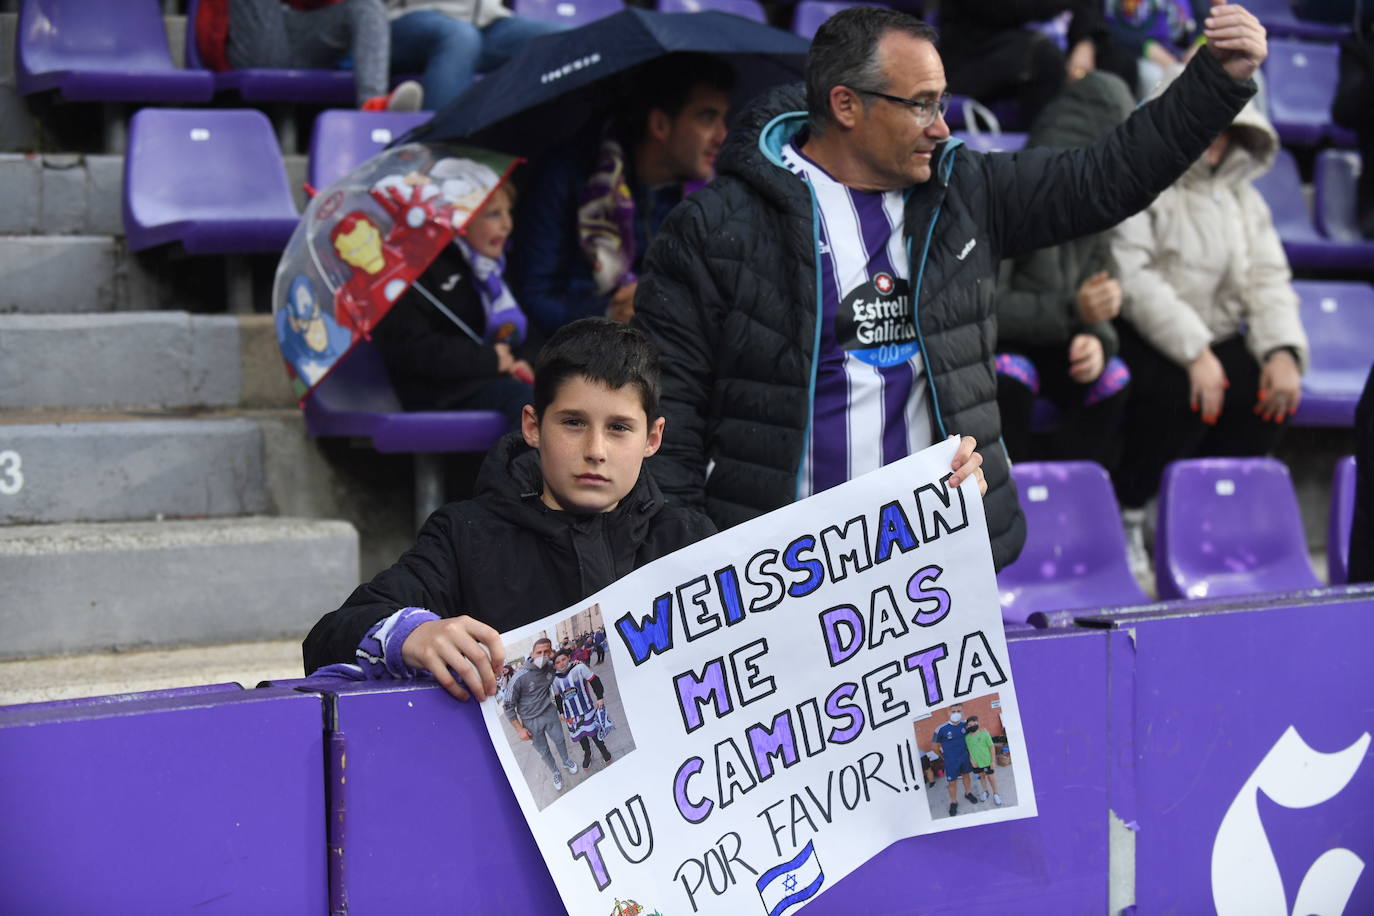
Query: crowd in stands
15 0 1372 682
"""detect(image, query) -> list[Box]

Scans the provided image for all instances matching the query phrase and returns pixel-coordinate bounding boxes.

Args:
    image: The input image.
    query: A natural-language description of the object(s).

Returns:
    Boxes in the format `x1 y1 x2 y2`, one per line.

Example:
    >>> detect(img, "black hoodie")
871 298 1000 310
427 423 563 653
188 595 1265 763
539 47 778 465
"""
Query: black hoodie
302 434 716 674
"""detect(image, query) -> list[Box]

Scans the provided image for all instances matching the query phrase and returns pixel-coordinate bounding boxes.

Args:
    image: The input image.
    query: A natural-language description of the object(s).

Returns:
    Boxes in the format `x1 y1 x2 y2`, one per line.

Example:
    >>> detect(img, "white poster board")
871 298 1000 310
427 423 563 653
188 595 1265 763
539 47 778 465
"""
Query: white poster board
483 438 1036 916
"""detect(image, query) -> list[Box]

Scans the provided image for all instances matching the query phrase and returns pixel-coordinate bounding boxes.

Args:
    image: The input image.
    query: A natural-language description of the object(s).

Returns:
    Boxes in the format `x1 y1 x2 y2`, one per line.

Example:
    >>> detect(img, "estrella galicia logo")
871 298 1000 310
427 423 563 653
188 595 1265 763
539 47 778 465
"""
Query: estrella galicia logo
835 273 919 368
1211 725 1370 915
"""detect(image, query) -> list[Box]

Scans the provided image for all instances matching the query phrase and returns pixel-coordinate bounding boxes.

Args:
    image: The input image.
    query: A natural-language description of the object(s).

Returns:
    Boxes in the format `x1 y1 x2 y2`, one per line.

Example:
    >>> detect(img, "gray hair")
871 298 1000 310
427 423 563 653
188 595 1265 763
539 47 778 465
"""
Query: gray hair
805 7 939 136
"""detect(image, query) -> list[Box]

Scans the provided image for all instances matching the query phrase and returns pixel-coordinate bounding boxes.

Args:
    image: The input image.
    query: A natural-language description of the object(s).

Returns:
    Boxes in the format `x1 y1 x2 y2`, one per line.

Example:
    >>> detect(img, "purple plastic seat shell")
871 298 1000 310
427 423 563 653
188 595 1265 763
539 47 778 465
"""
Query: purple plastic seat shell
123 108 300 254
997 461 1148 623
793 0 891 40
17 0 215 102
1290 281 1374 428
1328 456 1356 584
303 338 507 453
951 130 1028 154
657 0 767 22
1246 0 1351 41
1252 147 1374 271
1314 149 1374 244
513 0 626 27
1155 457 1321 601
1265 38 1348 147
308 110 434 191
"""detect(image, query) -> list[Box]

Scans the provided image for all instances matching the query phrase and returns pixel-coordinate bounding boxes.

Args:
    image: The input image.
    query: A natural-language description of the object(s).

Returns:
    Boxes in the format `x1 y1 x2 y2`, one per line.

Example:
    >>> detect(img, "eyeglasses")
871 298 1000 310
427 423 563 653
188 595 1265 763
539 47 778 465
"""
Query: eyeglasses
849 88 951 127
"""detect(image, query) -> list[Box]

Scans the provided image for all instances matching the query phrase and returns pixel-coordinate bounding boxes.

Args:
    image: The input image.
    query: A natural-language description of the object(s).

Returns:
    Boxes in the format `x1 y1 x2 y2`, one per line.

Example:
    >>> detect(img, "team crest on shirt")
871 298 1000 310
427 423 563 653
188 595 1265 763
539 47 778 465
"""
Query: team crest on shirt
836 273 919 367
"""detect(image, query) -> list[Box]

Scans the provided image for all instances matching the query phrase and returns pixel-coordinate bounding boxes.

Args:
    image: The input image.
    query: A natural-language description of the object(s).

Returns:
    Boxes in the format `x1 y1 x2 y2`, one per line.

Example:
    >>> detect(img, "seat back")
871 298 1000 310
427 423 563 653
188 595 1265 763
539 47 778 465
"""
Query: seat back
997 461 1147 622
793 0 889 39
1254 147 1317 238
18 0 178 80
1156 457 1321 600
1292 281 1374 427
123 108 298 253
513 0 625 26
308 110 433 191
1265 37 1342 146
305 338 404 422
1329 456 1357 584
657 0 767 21
1314 149 1364 242
951 130 1028 154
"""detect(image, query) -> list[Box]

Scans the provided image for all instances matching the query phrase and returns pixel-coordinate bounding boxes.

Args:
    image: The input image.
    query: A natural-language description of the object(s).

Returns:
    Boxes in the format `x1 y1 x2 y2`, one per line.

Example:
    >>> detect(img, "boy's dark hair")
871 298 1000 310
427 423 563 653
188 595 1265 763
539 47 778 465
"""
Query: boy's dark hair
533 318 661 420
806 7 939 136
554 648 573 661
620 52 736 146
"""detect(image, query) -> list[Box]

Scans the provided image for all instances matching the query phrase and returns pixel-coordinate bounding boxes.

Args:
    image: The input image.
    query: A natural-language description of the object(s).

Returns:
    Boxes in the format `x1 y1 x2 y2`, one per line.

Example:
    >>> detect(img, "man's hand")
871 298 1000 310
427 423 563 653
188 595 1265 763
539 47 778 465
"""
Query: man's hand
1066 39 1096 81
607 281 638 323
1204 1 1267 82
515 723 532 741
1188 347 1228 425
1068 334 1106 384
1255 349 1302 422
400 616 505 702
947 435 987 498
1075 271 1122 324
494 342 514 374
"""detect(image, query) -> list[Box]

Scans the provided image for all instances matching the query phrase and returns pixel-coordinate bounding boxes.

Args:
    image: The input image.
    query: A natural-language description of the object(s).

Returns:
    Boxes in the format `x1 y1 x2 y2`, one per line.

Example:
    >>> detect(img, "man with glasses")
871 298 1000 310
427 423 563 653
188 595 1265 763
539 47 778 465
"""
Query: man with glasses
633 3 1267 571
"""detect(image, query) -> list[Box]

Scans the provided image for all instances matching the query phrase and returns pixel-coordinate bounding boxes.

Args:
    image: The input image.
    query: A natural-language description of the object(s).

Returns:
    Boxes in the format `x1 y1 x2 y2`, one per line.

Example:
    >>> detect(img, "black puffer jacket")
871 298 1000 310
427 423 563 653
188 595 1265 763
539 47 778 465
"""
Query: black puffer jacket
302 434 716 673
633 50 1254 572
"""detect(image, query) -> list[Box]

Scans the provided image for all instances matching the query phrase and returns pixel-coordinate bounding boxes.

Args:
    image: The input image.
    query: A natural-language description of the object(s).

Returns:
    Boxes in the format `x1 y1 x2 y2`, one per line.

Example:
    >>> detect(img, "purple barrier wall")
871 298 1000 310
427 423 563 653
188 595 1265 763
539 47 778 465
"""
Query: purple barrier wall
297 626 1112 914
1084 586 1374 914
0 686 328 915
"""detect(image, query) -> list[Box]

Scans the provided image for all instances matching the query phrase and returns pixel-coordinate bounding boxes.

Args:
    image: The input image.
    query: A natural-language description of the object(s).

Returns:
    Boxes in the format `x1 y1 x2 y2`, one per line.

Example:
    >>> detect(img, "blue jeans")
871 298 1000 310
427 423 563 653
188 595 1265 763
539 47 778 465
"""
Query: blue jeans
390 10 568 110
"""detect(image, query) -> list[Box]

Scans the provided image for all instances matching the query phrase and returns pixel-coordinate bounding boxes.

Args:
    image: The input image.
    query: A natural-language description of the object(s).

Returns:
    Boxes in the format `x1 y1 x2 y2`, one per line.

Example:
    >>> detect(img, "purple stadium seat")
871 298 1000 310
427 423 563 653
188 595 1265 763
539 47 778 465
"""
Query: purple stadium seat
1252 146 1370 270
1155 457 1321 600
1290 281 1374 427
1314 149 1374 243
123 108 300 253
308 109 433 191
303 339 507 453
513 0 625 27
658 0 767 22
793 0 891 40
1245 0 1350 41
1265 38 1347 147
1329 456 1356 584
16 0 214 102
997 462 1148 622
184 0 359 104
951 130 1028 154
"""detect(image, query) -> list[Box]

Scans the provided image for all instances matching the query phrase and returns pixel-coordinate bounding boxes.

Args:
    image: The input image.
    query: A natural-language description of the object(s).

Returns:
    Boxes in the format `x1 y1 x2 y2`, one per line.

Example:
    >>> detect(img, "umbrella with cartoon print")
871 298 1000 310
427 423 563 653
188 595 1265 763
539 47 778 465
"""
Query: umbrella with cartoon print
272 142 520 401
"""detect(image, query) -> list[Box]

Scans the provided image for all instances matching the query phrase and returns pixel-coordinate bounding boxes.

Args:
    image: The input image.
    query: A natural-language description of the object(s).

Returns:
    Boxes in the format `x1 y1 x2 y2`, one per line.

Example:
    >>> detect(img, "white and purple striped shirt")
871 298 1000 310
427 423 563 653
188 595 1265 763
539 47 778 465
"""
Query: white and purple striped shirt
782 141 934 499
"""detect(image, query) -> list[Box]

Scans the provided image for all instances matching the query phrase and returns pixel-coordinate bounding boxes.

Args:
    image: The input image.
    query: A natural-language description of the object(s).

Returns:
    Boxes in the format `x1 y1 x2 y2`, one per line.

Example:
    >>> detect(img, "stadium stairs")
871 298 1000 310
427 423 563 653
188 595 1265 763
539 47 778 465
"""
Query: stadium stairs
0 7 425 703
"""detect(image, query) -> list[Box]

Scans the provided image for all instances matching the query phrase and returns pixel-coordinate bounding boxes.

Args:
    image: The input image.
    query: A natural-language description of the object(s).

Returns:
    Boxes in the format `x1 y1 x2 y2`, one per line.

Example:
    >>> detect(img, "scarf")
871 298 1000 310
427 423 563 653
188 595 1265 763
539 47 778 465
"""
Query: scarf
452 237 527 346
577 134 637 296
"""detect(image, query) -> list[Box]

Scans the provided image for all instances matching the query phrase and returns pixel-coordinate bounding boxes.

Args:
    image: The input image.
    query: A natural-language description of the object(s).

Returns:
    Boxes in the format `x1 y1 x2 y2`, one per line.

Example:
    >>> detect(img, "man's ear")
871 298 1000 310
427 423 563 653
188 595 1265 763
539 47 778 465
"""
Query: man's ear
647 108 673 144
521 404 541 449
643 416 666 457
828 85 863 129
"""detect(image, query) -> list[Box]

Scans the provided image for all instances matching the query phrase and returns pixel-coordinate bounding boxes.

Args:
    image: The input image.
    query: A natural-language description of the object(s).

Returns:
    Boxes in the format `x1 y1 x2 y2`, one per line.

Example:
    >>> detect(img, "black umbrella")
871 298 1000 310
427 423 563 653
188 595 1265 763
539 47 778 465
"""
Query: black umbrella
410 7 809 155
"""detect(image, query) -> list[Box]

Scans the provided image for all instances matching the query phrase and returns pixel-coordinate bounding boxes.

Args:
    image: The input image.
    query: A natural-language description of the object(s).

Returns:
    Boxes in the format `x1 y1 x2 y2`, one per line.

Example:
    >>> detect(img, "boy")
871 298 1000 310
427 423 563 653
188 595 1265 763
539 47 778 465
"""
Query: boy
303 318 716 702
963 714 1003 806
548 648 614 771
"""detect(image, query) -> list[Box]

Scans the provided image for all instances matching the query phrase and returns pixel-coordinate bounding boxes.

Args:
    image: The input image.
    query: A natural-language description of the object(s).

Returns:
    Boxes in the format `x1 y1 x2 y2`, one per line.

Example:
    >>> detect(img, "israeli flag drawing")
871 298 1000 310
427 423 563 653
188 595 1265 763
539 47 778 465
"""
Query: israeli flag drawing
756 840 825 916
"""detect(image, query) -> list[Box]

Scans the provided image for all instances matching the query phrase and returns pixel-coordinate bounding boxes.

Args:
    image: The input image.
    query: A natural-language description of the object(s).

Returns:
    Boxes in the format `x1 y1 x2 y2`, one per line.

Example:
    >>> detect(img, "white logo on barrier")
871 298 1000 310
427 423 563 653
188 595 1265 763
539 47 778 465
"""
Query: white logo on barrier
0 450 22 495
1212 726 1370 916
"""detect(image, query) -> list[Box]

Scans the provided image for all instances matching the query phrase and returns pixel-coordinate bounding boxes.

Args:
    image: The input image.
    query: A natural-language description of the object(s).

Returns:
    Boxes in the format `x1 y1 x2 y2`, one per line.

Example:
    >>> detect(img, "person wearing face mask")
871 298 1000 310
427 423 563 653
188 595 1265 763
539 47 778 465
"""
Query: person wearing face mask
550 649 615 771
963 715 1004 806
933 704 980 817
504 637 579 791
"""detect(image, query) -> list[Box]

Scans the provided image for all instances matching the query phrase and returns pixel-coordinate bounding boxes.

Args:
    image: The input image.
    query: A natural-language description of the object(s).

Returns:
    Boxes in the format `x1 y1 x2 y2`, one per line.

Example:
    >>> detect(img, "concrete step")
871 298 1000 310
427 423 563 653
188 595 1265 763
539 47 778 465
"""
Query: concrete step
0 516 358 659
0 152 309 236
0 638 305 706
0 417 270 524
0 311 295 409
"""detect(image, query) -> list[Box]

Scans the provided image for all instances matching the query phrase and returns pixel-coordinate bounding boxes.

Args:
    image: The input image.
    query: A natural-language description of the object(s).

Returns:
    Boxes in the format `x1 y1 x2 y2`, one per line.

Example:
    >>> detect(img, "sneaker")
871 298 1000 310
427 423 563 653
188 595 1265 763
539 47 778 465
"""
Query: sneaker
553 771 563 791
994 793 1004 806
979 791 989 802
1122 507 1153 595
948 803 958 817
360 79 424 113
965 792 979 805
565 759 579 774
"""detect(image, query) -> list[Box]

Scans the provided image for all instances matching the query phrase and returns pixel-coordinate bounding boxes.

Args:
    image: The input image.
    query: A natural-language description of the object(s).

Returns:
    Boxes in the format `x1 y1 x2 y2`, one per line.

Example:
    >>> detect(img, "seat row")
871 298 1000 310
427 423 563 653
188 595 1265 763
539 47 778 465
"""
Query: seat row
1000 455 1360 623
